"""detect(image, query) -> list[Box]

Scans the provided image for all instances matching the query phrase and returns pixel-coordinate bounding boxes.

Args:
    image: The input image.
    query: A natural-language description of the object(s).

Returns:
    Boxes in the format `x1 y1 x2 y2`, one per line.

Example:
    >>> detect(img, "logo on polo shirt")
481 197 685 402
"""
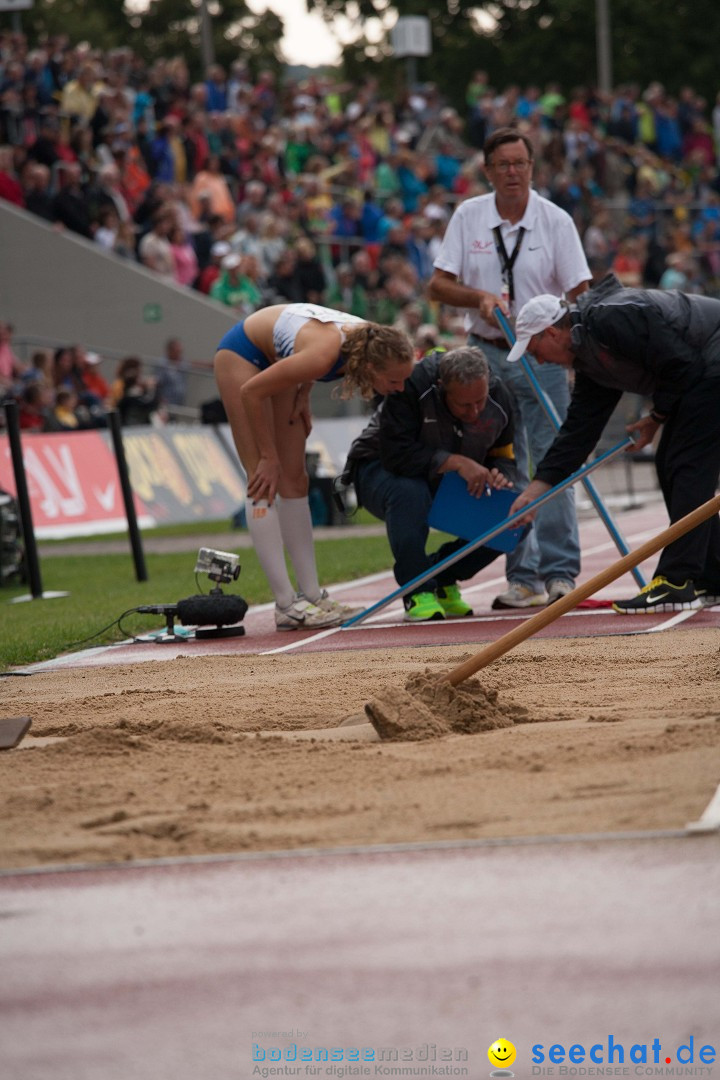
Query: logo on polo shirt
471 239 495 253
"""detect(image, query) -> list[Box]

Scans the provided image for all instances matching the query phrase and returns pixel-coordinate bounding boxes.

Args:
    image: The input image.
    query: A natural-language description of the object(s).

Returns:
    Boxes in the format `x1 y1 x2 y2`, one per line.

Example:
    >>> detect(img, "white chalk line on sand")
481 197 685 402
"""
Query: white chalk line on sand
686 783 720 833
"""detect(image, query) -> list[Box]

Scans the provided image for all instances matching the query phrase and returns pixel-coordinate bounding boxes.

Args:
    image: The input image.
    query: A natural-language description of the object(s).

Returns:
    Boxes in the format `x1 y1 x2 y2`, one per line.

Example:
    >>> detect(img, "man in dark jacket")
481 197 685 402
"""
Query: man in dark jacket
52 161 94 239
506 275 720 613
344 346 530 621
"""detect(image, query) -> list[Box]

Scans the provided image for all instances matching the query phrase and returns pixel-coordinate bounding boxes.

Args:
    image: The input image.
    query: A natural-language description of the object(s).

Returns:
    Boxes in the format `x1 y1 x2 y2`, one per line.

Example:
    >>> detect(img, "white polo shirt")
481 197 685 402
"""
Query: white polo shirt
433 189 591 339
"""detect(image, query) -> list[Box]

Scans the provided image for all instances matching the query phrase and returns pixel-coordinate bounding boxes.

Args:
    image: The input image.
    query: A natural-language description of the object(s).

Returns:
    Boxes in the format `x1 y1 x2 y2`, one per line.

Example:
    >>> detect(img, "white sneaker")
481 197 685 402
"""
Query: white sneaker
492 582 548 610
275 596 345 630
546 579 575 604
311 589 364 620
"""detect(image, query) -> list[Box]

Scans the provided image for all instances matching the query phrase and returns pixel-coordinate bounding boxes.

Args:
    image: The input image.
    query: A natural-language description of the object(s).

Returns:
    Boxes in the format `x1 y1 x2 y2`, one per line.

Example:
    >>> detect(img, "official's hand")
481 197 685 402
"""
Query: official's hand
247 457 281 504
626 415 659 452
454 458 491 498
486 467 511 490
479 291 509 324
509 479 551 524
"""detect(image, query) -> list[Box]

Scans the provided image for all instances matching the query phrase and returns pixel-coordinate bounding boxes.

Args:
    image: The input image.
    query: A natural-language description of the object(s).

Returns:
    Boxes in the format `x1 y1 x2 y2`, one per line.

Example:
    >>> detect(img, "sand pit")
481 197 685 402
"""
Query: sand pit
1 628 719 869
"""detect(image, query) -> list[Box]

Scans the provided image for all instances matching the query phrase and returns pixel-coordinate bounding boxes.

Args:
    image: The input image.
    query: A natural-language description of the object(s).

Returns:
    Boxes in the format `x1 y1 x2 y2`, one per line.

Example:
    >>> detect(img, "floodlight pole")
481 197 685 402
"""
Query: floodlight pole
199 0 215 71
596 0 613 95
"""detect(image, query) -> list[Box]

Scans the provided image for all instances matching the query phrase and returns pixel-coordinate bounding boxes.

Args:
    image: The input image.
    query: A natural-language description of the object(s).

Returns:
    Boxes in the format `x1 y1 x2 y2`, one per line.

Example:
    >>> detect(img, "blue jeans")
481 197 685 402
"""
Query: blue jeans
355 460 505 591
471 337 581 589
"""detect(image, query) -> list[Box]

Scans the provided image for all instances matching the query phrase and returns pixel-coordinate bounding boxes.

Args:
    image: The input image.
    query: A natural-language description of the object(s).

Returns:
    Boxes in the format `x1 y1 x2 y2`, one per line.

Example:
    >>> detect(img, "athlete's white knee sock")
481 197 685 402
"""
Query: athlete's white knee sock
246 500 295 609
276 495 322 603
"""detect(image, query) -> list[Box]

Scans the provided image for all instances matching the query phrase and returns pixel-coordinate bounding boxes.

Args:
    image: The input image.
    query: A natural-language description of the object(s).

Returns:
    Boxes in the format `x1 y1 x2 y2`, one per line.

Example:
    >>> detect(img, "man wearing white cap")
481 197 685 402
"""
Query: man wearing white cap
210 253 257 314
506 276 720 613
428 126 591 608
196 241 231 295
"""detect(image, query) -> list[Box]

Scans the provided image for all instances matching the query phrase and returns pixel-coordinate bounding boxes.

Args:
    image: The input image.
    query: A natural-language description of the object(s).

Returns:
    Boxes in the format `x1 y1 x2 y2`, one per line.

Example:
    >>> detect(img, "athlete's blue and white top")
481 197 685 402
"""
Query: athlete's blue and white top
217 304 366 383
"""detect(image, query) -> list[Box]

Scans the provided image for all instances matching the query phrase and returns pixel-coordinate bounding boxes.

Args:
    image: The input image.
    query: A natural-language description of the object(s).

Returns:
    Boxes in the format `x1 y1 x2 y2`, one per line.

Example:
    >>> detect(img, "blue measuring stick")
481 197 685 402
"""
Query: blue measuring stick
493 306 646 589
341 437 632 628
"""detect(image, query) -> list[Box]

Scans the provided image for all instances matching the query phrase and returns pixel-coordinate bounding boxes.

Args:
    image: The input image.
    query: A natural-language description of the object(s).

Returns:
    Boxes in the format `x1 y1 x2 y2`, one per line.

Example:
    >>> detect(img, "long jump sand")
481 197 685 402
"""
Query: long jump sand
1 628 719 869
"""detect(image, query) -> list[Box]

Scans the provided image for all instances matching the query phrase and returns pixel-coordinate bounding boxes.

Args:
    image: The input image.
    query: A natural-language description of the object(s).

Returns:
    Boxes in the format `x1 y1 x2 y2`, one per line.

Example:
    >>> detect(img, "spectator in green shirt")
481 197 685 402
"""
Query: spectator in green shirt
210 254 263 314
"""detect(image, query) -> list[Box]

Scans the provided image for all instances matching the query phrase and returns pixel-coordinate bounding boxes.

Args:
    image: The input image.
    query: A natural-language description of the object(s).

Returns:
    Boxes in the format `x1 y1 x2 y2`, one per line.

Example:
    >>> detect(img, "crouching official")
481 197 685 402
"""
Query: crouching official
506 275 720 613
343 346 532 621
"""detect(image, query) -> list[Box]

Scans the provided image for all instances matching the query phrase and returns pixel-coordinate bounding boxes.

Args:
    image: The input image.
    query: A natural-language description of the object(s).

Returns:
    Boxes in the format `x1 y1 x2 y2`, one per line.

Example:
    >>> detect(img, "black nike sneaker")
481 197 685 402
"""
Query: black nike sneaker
612 576 703 614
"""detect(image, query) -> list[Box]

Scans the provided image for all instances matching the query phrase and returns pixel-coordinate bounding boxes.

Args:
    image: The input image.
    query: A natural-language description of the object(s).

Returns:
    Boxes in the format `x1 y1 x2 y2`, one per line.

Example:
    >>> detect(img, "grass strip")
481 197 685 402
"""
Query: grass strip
0 532 395 670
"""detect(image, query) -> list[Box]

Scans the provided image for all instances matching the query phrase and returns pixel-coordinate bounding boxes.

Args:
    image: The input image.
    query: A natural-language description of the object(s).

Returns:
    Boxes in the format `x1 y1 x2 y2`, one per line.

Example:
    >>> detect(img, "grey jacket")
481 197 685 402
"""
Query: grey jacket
344 350 522 491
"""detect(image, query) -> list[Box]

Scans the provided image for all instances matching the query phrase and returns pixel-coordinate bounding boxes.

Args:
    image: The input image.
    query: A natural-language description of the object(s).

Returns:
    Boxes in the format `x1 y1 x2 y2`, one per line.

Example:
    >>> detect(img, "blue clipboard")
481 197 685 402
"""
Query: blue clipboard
427 472 525 553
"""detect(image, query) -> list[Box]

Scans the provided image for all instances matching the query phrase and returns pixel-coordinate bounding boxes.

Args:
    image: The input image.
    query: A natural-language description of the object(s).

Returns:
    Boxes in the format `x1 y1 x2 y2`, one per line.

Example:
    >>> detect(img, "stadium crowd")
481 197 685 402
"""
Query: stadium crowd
3 28 720 425
0 321 190 430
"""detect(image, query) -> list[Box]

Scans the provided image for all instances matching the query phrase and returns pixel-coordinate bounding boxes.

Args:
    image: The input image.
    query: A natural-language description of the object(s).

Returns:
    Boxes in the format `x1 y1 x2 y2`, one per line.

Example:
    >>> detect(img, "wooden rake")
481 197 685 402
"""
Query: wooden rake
442 493 720 687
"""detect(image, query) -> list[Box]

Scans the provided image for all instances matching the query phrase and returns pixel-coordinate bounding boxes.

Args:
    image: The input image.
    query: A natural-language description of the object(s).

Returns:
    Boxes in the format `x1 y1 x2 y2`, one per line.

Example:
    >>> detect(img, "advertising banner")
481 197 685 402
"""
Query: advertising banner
0 420 359 538
112 426 245 525
0 429 152 538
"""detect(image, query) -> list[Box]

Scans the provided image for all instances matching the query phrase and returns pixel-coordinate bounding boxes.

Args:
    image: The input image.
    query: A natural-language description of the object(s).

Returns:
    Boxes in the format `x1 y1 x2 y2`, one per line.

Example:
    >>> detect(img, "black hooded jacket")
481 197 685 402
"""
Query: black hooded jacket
535 276 720 486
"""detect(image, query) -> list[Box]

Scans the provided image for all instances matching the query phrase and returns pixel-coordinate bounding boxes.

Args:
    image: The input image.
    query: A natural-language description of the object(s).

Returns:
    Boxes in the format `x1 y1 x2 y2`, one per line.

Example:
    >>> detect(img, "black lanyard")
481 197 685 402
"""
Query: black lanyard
492 225 525 304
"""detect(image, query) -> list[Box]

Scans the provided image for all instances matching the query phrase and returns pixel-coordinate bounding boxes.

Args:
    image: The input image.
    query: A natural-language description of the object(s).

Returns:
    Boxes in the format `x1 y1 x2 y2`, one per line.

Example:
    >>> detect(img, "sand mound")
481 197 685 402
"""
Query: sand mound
365 669 528 740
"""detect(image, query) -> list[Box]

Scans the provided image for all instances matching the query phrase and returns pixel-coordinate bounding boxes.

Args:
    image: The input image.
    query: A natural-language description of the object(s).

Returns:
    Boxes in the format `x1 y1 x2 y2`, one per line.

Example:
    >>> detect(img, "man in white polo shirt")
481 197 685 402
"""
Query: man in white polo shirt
427 126 591 607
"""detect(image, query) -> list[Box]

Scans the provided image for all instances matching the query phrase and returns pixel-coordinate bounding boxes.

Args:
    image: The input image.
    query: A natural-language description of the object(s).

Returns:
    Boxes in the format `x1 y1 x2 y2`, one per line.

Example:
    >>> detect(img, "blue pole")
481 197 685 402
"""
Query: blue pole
342 438 632 627
493 307 646 589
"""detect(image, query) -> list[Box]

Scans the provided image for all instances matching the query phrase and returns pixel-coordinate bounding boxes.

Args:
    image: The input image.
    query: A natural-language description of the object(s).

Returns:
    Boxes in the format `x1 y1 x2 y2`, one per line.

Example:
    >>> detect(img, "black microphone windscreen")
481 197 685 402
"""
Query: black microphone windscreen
176 593 248 627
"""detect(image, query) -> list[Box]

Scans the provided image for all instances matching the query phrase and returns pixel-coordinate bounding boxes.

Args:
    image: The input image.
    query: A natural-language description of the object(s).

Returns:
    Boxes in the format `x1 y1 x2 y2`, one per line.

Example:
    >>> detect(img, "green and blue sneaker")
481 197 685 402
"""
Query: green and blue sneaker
436 584 473 617
403 591 446 622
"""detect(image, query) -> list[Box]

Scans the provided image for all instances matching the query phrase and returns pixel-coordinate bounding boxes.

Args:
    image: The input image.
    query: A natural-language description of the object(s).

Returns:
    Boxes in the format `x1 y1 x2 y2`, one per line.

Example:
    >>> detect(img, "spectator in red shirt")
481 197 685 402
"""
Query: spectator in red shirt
195 240 230 294
18 383 50 431
0 320 26 392
0 145 25 207
76 349 110 404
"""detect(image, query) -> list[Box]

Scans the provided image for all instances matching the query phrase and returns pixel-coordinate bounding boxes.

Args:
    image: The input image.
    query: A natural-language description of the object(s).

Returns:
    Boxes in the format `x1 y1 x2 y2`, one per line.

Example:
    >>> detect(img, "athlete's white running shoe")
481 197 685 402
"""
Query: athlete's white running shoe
275 595 345 630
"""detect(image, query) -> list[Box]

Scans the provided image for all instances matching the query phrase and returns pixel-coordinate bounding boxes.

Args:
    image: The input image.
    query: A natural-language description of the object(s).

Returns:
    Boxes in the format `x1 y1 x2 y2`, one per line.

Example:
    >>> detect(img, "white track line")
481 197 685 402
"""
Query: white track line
686 783 720 833
337 522 666 625
258 520 665 638
341 608 615 632
631 607 707 633
261 625 344 655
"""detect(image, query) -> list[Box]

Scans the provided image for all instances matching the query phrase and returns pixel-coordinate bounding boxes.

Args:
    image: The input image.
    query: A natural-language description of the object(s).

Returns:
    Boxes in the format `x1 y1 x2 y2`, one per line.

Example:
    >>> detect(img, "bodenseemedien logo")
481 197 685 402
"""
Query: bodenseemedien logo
252 1040 470 1076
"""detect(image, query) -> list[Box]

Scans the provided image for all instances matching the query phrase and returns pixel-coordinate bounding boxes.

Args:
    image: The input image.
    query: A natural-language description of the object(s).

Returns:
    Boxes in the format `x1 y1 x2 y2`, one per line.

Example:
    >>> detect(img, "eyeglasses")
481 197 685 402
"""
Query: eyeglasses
488 159 532 173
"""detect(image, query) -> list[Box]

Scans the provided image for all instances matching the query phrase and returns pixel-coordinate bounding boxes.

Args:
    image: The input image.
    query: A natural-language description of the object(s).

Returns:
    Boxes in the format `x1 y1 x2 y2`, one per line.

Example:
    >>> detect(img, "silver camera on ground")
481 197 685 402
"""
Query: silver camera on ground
194 547 241 585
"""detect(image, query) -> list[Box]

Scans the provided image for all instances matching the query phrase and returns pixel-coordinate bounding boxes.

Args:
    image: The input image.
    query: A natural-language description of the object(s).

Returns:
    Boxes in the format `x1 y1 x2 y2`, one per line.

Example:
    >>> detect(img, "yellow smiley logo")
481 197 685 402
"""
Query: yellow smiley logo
488 1039 517 1069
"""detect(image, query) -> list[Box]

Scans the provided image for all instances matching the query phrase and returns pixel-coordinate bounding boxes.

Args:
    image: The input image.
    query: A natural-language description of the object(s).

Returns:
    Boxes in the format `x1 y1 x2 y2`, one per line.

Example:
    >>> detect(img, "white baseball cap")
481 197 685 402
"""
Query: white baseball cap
506 295 567 363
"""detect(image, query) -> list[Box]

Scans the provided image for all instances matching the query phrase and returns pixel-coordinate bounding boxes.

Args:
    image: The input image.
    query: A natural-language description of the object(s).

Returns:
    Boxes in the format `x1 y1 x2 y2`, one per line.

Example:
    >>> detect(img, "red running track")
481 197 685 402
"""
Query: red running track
24 499 720 672
1 834 719 1080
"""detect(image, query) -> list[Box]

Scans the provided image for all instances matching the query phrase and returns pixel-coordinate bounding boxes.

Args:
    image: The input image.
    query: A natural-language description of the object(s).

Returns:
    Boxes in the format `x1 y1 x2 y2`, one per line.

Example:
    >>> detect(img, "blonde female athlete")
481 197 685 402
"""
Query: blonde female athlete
214 303 415 630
